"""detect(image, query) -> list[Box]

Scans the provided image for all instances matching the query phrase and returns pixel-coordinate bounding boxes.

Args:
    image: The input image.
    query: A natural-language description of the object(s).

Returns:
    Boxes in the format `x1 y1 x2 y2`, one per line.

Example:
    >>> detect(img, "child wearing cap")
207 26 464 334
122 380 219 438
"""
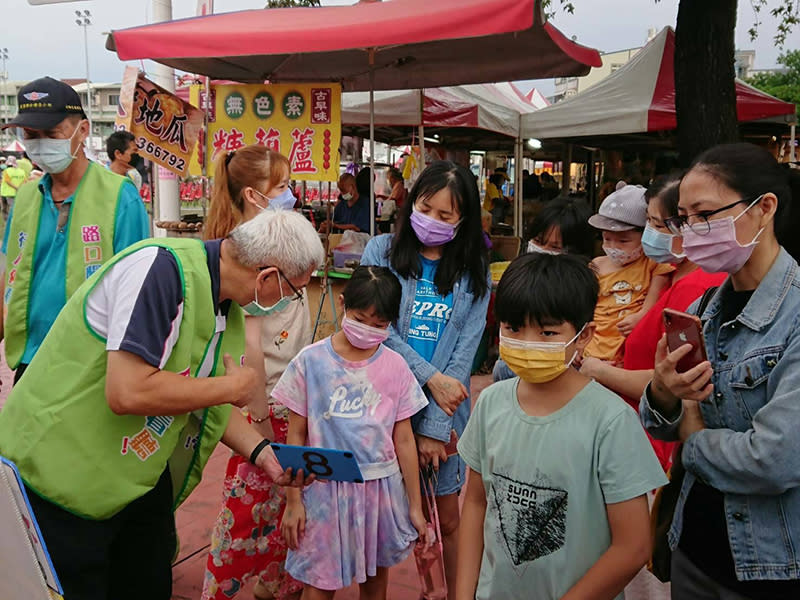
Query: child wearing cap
584 184 672 362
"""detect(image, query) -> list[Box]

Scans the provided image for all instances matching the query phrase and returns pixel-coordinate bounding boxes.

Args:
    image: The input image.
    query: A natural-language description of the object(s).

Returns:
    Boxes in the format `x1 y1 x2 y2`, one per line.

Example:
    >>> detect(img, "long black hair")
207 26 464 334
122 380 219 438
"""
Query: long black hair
389 161 489 297
342 266 402 323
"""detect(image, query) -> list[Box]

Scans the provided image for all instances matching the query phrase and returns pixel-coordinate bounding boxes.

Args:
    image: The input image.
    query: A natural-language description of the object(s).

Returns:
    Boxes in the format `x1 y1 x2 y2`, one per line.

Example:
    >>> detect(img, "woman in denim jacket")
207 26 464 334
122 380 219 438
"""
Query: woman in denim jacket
641 143 800 599
362 161 490 596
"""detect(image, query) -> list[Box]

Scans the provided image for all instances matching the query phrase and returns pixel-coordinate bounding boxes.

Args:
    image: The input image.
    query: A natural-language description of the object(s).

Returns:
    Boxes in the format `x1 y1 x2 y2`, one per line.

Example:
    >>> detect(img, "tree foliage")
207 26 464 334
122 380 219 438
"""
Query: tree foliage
543 0 800 46
265 0 321 7
747 50 800 114
748 0 800 45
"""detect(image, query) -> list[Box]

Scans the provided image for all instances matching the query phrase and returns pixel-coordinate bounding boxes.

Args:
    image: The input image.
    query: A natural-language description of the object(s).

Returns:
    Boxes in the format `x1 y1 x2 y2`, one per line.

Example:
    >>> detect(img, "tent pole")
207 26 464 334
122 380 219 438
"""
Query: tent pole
562 143 573 194
419 89 426 171
368 49 376 237
791 124 797 163
514 136 523 238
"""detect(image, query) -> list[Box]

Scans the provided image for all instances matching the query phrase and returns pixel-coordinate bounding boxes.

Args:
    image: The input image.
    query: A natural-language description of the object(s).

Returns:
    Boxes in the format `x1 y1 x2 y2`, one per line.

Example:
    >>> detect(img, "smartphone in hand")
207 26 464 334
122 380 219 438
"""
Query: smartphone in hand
663 308 707 373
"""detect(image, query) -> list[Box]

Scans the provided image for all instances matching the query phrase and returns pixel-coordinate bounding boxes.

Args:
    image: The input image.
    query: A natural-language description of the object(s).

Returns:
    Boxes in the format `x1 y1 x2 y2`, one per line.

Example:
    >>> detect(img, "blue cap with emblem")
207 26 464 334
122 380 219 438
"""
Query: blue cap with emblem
2 76 87 131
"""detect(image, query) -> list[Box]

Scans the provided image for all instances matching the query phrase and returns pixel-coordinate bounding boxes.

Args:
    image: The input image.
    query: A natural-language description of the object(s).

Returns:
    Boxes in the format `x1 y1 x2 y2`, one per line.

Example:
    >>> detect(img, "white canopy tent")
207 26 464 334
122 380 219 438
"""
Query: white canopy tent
342 83 543 235
342 82 540 138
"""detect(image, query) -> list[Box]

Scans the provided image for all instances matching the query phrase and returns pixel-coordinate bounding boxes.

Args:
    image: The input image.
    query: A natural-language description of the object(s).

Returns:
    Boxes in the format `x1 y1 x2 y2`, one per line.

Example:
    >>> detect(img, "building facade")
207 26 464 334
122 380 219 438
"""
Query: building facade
0 78 121 153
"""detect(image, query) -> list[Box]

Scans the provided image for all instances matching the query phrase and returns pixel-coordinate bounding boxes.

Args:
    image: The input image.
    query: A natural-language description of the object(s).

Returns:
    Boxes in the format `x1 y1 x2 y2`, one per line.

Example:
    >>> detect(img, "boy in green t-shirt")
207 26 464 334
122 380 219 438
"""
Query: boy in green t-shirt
456 253 668 600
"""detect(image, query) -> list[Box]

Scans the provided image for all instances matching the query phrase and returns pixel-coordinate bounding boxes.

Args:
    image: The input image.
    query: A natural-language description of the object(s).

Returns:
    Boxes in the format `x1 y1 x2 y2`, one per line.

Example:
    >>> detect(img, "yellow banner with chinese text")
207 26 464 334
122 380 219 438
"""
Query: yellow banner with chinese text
116 68 204 178
190 83 341 182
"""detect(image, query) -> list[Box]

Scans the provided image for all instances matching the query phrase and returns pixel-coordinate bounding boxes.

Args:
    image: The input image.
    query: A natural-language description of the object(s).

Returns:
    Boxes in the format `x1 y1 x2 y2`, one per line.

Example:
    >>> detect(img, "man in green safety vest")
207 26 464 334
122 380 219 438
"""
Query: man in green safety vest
0 209 324 600
0 76 149 386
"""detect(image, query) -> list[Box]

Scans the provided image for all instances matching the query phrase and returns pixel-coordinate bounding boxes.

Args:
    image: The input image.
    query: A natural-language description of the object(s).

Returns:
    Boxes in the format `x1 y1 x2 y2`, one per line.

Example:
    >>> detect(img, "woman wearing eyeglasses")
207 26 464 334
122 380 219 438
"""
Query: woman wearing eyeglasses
202 146 309 600
579 174 725 472
641 143 800 599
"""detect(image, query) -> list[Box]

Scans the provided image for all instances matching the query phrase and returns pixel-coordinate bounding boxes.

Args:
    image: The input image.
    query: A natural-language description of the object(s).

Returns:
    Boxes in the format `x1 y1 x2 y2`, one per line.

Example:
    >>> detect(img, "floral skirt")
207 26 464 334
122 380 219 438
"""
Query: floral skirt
202 412 302 600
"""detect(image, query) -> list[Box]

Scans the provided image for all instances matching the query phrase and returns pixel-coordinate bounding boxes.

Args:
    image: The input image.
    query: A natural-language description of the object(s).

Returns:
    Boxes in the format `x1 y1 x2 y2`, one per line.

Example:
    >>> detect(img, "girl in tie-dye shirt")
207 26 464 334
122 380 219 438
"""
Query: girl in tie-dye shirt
274 266 431 598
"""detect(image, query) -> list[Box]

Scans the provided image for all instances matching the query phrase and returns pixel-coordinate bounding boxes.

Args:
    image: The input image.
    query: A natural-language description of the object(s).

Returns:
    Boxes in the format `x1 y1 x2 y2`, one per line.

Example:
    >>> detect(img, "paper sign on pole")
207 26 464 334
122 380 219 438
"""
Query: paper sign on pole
0 457 64 600
116 69 205 178
190 83 342 182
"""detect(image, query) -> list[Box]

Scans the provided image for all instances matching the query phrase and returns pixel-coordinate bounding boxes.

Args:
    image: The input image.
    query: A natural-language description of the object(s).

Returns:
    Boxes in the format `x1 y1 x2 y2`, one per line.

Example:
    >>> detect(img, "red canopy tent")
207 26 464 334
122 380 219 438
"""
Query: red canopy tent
109 0 601 235
520 27 796 141
107 0 601 91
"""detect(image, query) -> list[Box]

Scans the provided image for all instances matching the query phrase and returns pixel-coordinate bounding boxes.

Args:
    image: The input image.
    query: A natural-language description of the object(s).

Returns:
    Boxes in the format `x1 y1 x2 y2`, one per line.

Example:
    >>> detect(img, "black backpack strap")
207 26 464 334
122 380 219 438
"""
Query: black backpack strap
696 286 718 319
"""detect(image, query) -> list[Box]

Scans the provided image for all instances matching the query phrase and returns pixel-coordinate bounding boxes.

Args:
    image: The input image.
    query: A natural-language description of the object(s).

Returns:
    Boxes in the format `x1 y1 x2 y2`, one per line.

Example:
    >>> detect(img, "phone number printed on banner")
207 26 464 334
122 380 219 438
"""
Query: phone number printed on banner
135 136 186 173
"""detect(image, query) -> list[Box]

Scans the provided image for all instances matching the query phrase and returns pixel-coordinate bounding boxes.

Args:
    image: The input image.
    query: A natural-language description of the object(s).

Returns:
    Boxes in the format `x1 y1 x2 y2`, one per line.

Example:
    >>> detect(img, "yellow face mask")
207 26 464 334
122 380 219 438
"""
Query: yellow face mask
499 328 583 384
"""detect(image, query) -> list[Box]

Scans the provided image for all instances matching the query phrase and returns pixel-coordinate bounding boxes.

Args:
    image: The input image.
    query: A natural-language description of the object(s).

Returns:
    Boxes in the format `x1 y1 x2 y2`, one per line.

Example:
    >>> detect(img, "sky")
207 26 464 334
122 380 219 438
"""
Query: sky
4 0 800 96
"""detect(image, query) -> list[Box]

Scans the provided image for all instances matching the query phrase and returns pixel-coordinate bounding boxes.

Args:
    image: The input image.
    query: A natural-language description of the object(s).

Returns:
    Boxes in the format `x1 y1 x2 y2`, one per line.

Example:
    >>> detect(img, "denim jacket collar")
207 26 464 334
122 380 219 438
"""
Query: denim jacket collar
703 248 797 332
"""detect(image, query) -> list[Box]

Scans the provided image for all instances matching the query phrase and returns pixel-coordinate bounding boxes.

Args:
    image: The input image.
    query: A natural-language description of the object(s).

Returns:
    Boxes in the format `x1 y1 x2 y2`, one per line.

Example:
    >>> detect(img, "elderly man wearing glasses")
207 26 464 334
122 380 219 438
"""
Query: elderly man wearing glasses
0 209 323 600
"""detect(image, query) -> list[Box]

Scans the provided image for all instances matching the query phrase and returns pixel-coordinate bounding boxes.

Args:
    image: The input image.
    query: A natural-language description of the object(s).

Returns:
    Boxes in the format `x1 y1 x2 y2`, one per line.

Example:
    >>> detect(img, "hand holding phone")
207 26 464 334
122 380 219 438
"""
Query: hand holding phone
662 308 707 373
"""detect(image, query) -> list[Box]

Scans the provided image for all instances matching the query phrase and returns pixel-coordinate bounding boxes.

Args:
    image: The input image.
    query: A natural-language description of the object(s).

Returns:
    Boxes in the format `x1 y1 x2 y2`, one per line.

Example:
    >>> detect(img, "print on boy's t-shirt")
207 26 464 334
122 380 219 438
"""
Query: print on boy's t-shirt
492 471 568 567
407 257 454 362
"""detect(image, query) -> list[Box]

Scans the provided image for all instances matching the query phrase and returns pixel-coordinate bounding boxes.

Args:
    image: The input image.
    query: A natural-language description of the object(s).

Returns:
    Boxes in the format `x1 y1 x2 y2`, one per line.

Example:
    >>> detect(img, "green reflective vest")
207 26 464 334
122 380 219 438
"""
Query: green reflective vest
0 238 244 519
1 166 26 197
4 162 127 369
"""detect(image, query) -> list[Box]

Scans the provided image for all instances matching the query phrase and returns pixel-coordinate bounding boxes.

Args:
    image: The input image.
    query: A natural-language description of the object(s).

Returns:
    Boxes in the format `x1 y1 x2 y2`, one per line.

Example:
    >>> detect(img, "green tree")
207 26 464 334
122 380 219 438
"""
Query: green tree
544 0 800 166
265 0 320 7
747 50 800 115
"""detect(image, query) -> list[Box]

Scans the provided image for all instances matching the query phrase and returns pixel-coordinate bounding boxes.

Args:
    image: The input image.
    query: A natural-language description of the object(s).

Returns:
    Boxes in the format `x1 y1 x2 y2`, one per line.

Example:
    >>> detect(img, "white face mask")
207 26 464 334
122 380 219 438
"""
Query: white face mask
527 241 562 255
23 121 84 174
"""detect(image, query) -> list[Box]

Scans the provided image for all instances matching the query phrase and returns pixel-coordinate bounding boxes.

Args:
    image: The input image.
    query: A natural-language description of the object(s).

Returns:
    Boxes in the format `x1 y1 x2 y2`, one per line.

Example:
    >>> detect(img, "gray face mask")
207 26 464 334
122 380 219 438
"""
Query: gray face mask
23 122 83 174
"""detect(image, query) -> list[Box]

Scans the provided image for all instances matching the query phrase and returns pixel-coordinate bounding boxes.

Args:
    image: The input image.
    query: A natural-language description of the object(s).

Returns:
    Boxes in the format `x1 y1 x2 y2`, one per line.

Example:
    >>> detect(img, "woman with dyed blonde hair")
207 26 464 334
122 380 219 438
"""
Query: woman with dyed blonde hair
204 145 297 240
203 145 309 600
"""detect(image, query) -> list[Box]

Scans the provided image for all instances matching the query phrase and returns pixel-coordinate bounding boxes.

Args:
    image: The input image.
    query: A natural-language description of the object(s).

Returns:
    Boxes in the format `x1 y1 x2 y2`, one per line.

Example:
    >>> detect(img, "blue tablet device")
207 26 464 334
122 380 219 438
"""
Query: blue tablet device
270 443 365 483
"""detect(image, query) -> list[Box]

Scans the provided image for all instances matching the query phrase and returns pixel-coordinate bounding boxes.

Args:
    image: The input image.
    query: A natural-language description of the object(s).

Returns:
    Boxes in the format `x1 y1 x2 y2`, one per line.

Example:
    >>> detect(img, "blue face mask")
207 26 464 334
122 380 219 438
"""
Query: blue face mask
255 187 296 212
243 275 292 317
641 224 679 264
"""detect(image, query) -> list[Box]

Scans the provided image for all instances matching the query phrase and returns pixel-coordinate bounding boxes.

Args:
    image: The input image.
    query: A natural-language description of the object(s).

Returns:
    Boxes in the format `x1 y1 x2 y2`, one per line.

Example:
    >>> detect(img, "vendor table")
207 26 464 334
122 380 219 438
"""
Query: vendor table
308 268 352 342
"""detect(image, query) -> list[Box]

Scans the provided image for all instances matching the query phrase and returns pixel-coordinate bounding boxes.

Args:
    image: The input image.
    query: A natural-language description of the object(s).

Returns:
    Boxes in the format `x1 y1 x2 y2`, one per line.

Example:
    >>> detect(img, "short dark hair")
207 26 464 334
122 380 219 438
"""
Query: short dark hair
645 172 683 218
489 173 506 187
496 253 598 331
342 265 402 323
106 130 135 161
527 197 594 258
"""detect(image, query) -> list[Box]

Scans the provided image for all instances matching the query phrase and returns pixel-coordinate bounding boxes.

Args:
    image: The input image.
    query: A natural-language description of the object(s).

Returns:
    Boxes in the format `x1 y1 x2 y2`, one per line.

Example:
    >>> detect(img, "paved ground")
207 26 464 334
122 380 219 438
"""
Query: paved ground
0 358 668 600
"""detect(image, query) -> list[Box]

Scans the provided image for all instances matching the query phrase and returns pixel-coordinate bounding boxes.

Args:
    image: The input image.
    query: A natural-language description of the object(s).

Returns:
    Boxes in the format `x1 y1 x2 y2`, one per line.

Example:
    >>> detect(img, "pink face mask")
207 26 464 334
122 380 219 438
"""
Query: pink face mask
341 312 390 349
681 196 764 274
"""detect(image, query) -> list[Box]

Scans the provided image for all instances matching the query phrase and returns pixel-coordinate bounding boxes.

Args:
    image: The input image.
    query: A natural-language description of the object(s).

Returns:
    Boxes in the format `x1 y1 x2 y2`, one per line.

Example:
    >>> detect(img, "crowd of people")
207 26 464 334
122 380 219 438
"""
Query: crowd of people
0 75 799 600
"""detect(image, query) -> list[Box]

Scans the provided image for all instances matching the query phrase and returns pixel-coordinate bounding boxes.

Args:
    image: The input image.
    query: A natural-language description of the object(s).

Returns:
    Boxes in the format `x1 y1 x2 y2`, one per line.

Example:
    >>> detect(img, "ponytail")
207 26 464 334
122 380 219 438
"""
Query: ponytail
204 145 291 240
204 152 243 240
777 166 800 262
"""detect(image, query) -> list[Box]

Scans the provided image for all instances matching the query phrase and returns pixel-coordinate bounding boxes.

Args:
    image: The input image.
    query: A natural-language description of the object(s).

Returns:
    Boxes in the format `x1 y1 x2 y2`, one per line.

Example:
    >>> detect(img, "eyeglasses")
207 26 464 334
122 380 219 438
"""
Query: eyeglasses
258 266 304 302
664 194 764 236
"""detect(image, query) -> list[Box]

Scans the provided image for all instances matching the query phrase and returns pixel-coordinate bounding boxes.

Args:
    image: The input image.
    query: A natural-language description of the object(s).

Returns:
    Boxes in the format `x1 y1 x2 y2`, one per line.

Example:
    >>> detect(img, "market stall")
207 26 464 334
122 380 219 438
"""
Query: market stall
107 0 602 340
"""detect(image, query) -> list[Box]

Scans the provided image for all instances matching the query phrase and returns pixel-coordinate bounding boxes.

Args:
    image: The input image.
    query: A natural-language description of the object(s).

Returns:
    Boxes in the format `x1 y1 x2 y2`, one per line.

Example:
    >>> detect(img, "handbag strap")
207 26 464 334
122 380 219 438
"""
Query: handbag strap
696 286 718 320
422 467 444 553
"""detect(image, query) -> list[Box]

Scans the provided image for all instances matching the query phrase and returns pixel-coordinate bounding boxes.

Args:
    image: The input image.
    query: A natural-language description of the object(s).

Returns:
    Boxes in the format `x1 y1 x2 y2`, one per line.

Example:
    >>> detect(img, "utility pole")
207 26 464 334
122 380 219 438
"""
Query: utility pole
151 0 180 234
0 48 8 146
75 10 93 150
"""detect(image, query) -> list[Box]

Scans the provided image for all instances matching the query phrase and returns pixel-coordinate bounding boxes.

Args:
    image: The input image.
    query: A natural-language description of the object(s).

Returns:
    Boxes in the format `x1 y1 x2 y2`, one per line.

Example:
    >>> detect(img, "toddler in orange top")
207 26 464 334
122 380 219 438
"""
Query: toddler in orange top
584 184 672 362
